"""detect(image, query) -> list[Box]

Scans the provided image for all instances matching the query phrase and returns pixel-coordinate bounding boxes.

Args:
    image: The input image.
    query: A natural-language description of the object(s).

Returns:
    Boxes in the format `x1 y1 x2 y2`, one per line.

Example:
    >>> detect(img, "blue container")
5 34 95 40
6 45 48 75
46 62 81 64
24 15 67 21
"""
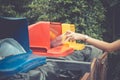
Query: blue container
0 53 46 79
0 16 31 53
0 17 46 79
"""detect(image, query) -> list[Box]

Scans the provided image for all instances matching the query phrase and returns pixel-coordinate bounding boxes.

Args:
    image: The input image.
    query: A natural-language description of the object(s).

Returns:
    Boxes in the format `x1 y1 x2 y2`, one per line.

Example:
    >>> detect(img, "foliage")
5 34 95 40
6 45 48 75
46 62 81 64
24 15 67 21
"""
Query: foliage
25 0 106 39
23 0 51 24
0 0 106 40
47 0 106 40
0 0 32 17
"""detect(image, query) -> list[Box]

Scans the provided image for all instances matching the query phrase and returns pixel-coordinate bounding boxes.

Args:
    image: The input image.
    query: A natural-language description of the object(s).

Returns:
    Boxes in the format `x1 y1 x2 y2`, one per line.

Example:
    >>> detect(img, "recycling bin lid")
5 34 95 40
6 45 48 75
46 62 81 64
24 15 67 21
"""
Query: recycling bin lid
0 16 31 53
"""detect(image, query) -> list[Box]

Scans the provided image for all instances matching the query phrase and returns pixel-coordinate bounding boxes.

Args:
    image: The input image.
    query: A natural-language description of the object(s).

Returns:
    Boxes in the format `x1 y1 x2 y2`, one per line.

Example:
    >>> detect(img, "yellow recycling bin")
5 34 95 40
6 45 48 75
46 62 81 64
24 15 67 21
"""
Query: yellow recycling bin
62 23 85 50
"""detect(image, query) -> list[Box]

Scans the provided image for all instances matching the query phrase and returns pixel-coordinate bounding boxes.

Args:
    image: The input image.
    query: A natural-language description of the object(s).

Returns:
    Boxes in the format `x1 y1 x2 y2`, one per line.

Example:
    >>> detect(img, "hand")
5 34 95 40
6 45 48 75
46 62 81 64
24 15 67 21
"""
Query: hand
64 31 86 41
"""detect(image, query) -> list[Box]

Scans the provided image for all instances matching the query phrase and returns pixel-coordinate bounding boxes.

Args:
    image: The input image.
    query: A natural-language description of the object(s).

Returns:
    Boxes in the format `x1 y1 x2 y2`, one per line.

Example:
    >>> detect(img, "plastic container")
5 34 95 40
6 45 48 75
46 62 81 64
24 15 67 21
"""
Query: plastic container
0 53 46 79
0 17 46 79
29 21 51 51
29 21 74 57
50 22 62 40
29 21 62 49
62 23 76 45
68 42 85 50
32 45 74 57
62 23 85 50
0 16 31 53
62 23 75 33
47 45 74 57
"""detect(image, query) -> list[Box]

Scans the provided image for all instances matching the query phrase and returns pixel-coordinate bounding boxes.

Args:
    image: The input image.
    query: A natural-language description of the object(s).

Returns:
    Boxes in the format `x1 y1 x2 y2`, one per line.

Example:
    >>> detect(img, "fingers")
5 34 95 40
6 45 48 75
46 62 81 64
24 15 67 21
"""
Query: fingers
65 30 73 35
68 37 75 42
64 34 75 42
63 36 75 43
62 30 76 42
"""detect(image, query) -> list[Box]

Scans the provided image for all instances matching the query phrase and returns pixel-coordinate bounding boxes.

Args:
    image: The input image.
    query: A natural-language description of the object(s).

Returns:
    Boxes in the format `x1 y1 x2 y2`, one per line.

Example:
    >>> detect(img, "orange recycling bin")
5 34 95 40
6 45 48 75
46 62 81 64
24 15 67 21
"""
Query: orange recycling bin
47 45 73 57
50 22 62 41
29 21 74 57
33 45 74 57
29 21 51 51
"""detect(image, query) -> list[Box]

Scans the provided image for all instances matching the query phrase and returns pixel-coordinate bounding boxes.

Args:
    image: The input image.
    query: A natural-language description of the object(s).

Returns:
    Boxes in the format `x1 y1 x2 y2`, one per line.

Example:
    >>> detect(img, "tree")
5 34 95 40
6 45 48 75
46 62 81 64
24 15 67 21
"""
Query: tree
23 0 50 24
46 0 106 40
0 0 32 17
0 0 106 40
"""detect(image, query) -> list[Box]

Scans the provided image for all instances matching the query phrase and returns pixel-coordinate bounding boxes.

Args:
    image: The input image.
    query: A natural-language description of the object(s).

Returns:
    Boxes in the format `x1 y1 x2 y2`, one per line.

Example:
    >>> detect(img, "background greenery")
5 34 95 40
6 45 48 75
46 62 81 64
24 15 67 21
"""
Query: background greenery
0 0 119 41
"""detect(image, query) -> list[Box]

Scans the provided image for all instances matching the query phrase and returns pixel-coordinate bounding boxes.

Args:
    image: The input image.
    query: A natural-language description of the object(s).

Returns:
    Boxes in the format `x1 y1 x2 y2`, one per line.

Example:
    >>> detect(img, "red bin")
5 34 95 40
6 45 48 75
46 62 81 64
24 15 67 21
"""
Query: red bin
29 21 74 57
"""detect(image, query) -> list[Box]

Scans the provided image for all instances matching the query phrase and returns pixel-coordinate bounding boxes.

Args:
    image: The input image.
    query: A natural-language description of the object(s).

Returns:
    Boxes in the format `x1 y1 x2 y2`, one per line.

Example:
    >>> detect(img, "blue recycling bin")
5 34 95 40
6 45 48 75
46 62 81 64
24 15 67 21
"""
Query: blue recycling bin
0 16 30 53
0 53 46 79
0 17 46 79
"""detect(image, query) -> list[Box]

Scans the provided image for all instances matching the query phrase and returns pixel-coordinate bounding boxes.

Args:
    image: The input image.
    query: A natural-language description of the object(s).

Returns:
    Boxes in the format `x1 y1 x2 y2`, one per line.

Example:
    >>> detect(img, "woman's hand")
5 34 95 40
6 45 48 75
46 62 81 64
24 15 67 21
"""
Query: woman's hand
65 31 86 41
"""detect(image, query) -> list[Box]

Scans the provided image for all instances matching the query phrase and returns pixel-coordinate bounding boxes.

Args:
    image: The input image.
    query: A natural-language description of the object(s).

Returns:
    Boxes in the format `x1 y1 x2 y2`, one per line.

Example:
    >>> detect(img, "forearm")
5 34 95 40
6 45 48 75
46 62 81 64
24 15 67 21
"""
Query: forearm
85 37 120 52
85 37 110 52
65 31 120 52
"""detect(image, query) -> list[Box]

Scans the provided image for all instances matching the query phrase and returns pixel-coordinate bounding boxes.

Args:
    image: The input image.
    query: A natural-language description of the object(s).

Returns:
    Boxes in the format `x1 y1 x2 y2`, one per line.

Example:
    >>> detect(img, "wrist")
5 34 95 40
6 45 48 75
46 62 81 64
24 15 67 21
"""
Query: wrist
84 35 89 42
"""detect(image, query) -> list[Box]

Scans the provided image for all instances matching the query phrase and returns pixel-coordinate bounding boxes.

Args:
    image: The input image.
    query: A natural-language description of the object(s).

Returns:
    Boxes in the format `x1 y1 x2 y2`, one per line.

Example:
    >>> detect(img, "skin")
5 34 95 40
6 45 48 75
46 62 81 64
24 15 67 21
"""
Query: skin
65 31 120 52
